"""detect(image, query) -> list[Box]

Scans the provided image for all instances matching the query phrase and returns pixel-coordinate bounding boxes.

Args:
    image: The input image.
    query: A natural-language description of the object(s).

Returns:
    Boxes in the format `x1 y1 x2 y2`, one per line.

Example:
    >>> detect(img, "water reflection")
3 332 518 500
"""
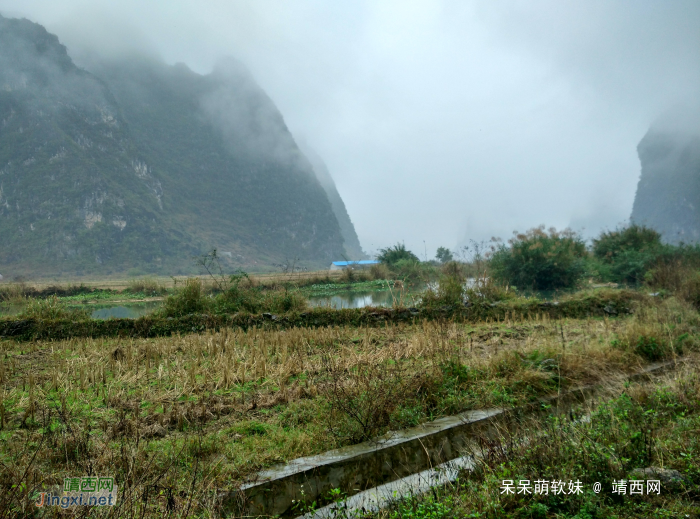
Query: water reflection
1 288 426 318
0 302 161 319
91 302 160 319
308 289 420 310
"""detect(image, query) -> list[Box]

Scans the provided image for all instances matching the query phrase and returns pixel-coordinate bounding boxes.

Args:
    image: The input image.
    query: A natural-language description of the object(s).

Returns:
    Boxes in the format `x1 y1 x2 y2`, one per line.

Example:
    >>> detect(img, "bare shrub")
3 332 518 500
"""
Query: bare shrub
369 263 391 280
440 261 466 281
321 358 432 443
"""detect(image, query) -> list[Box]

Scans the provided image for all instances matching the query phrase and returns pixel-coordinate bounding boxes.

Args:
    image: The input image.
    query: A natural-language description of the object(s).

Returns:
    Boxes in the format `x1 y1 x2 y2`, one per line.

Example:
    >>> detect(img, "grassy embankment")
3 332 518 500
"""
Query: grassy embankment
0 288 698 517
359 361 700 519
0 269 398 309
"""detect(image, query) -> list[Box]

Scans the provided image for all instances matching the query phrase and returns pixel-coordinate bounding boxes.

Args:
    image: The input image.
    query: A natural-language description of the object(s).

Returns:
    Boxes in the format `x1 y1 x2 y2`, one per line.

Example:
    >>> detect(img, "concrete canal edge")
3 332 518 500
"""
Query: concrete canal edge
218 360 679 518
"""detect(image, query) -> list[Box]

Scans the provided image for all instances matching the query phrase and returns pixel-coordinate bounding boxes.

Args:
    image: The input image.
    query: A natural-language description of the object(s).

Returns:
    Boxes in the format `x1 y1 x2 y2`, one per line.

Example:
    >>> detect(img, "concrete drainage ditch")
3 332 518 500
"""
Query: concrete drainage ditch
219 360 679 518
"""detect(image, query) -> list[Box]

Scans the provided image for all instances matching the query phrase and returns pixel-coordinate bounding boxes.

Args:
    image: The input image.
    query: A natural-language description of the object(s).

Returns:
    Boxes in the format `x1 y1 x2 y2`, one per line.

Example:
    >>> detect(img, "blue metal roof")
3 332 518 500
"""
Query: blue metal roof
331 260 380 266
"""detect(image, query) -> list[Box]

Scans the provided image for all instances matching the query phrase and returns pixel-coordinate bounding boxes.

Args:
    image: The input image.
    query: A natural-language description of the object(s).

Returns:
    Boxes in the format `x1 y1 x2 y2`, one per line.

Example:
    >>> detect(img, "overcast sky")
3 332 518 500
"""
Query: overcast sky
2 0 699 259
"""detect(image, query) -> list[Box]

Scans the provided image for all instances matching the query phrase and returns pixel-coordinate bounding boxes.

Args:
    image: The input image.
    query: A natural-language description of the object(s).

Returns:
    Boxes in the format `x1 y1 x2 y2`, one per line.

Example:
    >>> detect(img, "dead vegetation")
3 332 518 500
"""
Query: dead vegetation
0 294 697 517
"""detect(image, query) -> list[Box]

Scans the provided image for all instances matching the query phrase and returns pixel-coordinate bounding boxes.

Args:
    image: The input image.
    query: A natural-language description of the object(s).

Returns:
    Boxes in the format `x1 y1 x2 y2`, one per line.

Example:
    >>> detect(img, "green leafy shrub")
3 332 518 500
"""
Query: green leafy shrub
339 267 371 283
435 246 454 263
677 270 700 308
465 276 515 303
159 278 212 317
214 272 308 314
377 243 419 265
260 289 308 313
215 273 261 313
643 245 700 291
634 336 669 361
0 283 27 304
420 260 470 308
592 225 663 284
593 224 662 261
490 227 587 290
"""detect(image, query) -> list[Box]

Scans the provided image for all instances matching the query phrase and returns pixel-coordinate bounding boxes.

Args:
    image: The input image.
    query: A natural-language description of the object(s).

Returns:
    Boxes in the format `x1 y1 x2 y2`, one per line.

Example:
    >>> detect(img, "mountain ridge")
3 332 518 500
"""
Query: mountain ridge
0 14 359 277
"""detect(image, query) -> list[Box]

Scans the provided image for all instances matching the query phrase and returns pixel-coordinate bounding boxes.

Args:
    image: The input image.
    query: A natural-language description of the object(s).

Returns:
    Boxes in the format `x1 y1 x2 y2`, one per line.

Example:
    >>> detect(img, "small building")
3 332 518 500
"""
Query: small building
329 260 380 271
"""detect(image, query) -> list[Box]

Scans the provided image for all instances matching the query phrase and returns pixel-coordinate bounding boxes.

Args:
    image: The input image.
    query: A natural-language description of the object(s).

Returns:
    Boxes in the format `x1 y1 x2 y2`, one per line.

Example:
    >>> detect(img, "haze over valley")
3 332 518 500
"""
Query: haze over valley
0 1 698 278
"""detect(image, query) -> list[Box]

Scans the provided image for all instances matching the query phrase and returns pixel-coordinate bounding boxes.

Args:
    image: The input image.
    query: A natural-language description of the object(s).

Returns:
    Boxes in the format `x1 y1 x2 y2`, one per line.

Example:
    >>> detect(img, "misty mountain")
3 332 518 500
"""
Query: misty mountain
0 14 357 276
631 108 700 243
298 142 366 260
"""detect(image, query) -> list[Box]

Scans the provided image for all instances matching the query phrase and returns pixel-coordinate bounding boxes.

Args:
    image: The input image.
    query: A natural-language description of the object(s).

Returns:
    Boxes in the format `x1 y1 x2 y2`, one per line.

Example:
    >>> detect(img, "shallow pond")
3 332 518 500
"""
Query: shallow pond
0 301 161 319
1 286 427 319
307 288 422 309
90 302 161 319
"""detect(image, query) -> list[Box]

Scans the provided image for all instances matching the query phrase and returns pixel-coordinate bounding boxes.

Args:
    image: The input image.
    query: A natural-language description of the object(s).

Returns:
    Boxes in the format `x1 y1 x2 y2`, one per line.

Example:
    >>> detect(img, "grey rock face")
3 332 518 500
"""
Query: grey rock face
631 107 700 244
0 14 348 276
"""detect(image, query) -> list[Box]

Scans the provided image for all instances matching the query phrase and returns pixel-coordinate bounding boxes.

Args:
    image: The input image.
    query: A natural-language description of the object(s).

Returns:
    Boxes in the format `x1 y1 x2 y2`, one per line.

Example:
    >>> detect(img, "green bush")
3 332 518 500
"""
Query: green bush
634 336 669 361
259 289 308 314
435 246 454 263
420 261 470 308
215 273 261 313
158 278 212 317
377 243 419 265
490 227 587 290
593 224 662 261
465 277 515 303
440 261 465 280
213 272 308 314
592 225 663 284
678 270 700 308
644 245 700 290
160 275 307 318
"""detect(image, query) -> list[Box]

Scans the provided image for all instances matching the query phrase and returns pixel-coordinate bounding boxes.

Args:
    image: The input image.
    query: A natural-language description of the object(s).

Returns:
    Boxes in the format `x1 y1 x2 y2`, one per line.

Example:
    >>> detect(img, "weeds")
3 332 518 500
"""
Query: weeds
126 277 167 296
18 296 89 320
359 361 700 519
0 283 27 305
612 296 700 361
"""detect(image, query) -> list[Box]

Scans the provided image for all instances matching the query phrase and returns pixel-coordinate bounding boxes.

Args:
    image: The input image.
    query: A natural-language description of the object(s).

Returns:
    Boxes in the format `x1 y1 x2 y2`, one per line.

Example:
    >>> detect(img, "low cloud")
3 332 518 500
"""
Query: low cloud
2 0 698 257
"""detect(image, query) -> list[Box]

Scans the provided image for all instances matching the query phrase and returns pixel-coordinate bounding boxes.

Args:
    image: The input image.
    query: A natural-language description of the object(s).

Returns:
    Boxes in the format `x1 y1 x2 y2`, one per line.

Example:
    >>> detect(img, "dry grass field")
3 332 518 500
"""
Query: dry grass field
1 292 697 517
